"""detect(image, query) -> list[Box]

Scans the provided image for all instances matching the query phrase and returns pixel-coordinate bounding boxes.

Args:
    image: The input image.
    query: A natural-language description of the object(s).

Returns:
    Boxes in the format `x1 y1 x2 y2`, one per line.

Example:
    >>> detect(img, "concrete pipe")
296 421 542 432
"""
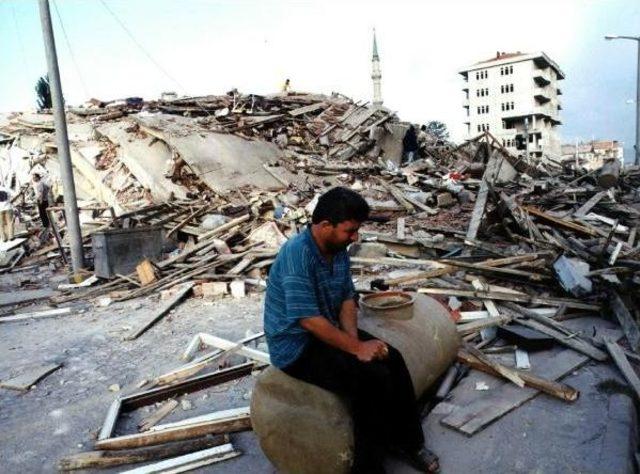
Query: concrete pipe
251 294 460 473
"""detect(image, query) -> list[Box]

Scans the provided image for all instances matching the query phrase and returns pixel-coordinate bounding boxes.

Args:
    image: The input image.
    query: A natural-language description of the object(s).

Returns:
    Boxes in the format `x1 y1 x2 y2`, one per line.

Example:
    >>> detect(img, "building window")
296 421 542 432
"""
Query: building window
485 88 489 96
510 84 514 92
476 89 480 97
500 85 504 93
509 65 513 74
500 67 504 76
476 72 479 80
486 105 489 113
477 124 481 132
510 101 514 110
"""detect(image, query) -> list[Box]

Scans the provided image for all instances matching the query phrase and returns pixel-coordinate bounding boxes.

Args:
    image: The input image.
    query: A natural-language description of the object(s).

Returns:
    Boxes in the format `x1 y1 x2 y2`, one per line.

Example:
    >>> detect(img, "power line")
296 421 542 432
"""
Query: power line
98 0 213 117
52 0 90 99
98 0 186 92
10 3 31 80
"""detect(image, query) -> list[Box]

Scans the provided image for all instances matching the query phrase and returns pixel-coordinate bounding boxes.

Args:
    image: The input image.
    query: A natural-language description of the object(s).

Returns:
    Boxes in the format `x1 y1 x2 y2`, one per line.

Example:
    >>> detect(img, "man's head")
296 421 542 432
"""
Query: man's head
420 124 427 131
311 187 370 254
33 173 41 182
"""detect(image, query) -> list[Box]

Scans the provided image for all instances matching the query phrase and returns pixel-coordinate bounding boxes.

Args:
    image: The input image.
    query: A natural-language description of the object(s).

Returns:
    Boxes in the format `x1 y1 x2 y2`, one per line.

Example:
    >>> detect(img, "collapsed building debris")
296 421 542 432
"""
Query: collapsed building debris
1 90 640 471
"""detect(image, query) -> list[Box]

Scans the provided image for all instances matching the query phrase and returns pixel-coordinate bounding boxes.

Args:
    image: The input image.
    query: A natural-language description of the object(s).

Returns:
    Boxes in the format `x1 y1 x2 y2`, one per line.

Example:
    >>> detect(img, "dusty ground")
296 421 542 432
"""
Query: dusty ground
0 266 273 473
1 266 637 474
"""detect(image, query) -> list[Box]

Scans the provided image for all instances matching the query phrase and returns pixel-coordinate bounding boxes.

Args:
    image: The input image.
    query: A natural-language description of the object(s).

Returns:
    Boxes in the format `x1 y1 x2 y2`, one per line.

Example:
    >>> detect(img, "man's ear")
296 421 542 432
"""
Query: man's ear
318 220 335 231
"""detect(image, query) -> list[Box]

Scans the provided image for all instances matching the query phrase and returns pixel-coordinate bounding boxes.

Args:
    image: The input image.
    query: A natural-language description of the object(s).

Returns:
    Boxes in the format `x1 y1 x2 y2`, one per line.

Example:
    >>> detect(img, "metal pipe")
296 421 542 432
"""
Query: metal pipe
38 0 85 272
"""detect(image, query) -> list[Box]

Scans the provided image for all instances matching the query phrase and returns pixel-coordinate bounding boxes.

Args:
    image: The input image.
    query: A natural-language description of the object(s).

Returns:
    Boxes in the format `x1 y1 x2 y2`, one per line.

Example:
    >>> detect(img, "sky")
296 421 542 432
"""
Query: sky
1 0 639 160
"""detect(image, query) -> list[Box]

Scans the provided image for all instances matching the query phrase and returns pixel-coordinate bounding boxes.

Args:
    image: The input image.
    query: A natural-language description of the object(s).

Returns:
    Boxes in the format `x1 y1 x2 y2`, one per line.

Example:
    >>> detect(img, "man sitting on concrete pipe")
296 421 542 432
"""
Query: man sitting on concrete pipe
264 187 439 473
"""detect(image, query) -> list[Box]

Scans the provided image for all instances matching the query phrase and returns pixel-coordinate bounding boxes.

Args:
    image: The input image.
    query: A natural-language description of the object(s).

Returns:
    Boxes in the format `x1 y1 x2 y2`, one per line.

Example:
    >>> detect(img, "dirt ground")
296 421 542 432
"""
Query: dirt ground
0 266 273 473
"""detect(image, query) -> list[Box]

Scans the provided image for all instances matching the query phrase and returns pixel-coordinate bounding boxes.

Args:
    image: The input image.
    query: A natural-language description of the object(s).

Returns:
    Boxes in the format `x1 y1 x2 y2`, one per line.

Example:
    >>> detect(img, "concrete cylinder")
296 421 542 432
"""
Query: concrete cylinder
251 294 460 473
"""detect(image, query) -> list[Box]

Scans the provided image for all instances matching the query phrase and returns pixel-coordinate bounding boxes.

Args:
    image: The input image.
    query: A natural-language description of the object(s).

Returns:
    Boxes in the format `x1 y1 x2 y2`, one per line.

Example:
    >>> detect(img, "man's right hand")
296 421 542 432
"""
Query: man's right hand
354 339 388 362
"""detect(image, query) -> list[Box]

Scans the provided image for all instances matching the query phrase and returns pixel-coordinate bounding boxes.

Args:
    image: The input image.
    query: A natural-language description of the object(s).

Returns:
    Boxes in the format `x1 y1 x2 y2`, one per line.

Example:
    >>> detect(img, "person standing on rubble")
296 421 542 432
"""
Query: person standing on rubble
0 184 14 242
32 173 51 229
403 125 419 163
264 187 439 474
281 78 291 93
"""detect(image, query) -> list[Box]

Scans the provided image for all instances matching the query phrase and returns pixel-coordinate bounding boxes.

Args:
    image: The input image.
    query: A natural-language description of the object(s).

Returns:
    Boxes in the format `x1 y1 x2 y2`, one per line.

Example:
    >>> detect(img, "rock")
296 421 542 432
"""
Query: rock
437 192 455 208
108 384 120 392
200 214 229 230
181 399 193 411
349 242 387 259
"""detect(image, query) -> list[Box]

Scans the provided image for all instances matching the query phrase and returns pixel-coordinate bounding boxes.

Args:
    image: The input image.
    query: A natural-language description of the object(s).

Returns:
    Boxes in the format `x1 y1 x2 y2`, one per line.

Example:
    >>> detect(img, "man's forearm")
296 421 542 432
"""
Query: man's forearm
339 299 359 338
300 316 359 355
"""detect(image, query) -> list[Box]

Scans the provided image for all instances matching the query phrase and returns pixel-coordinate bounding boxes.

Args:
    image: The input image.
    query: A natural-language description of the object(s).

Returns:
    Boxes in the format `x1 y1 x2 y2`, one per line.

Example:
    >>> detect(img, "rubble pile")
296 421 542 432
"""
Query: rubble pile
1 91 640 470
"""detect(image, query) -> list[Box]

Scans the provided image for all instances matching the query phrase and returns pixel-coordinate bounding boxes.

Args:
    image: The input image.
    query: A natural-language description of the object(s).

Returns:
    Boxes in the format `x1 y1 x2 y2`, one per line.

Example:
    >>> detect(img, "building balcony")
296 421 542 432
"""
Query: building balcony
533 73 551 87
557 87 562 95
534 90 551 104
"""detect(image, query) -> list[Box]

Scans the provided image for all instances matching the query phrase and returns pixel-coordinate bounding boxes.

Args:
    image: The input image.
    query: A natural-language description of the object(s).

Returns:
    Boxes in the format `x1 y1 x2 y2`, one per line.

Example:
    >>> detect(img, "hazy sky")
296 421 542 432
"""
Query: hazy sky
1 0 639 157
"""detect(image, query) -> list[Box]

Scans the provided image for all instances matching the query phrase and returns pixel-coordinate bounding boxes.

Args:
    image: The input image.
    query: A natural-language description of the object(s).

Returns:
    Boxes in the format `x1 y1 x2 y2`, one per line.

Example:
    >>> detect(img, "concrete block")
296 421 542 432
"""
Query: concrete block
201 282 228 299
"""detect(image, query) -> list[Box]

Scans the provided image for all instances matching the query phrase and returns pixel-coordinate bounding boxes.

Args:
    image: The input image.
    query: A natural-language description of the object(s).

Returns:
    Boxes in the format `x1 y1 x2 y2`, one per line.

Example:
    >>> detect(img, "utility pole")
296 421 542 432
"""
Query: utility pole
605 35 640 167
38 0 85 273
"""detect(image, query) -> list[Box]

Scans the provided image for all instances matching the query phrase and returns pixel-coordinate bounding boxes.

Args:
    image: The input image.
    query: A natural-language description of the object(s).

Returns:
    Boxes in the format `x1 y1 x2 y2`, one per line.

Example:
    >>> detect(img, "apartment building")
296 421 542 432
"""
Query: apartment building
460 51 565 158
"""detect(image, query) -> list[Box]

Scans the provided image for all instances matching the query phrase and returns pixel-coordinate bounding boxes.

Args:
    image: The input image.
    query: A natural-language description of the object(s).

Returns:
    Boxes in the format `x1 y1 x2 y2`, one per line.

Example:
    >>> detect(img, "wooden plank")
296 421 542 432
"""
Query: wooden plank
120 442 240 474
417 287 600 311
126 282 195 340
457 316 510 336
457 349 578 401
139 399 179 432
524 206 598 237
0 306 74 323
466 154 497 241
148 407 250 432
397 217 406 240
123 363 254 409
199 334 271 365
500 304 609 361
573 190 607 217
0 363 62 391
442 346 586 436
94 409 251 450
98 397 123 440
605 340 640 401
609 291 640 352
57 436 228 471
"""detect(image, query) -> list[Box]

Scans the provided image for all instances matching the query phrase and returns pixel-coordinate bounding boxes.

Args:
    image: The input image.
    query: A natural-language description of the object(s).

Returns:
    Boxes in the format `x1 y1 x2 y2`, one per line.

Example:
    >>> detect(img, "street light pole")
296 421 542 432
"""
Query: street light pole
38 0 85 273
605 34 640 167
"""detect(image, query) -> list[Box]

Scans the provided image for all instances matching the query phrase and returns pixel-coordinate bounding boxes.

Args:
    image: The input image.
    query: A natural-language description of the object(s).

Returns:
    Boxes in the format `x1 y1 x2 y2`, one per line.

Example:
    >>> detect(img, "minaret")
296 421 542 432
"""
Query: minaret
371 29 383 107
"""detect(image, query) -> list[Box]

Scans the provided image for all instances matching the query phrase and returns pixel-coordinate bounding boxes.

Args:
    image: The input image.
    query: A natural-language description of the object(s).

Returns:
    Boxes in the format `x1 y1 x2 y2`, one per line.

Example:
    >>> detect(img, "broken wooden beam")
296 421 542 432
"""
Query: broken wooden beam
57 435 227 471
125 282 195 340
95 407 251 450
457 349 579 402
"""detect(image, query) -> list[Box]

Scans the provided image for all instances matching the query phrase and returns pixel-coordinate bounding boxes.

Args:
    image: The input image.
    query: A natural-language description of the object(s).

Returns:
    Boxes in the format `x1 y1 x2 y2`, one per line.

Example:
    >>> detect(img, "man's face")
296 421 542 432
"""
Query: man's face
322 219 361 253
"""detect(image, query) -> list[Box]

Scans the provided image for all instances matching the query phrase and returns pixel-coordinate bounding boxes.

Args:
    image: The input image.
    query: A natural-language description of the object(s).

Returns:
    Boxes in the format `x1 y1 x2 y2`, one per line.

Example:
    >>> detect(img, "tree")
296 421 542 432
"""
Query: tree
35 75 52 111
425 120 449 142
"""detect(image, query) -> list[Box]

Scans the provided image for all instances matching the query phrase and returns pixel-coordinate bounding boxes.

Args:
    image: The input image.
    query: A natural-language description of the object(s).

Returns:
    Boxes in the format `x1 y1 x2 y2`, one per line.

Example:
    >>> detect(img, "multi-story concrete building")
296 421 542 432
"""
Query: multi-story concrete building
459 51 565 158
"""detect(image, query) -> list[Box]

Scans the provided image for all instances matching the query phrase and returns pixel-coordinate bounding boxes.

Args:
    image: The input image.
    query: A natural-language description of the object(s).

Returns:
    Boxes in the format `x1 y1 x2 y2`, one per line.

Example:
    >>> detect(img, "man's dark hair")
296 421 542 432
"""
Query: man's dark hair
312 187 370 225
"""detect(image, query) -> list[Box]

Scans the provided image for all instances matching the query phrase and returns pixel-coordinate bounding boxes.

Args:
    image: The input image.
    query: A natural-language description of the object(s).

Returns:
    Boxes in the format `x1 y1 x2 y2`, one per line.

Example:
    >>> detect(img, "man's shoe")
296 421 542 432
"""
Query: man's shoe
394 447 439 473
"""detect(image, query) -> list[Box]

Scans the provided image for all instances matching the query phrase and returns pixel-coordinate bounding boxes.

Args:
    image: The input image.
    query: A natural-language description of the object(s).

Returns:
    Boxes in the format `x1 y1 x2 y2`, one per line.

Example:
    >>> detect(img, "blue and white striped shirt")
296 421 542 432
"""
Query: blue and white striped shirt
264 227 356 368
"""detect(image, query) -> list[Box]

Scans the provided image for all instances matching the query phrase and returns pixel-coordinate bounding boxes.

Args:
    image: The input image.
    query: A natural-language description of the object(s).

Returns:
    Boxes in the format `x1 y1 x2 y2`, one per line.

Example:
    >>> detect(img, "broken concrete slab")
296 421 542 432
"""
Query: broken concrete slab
0 362 62 391
97 121 187 201
134 114 294 193
553 255 592 297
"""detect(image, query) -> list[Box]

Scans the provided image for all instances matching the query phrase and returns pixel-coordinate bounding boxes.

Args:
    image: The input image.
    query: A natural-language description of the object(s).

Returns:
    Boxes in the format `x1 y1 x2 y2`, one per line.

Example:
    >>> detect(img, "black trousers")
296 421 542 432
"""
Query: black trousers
37 201 50 228
283 330 424 473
